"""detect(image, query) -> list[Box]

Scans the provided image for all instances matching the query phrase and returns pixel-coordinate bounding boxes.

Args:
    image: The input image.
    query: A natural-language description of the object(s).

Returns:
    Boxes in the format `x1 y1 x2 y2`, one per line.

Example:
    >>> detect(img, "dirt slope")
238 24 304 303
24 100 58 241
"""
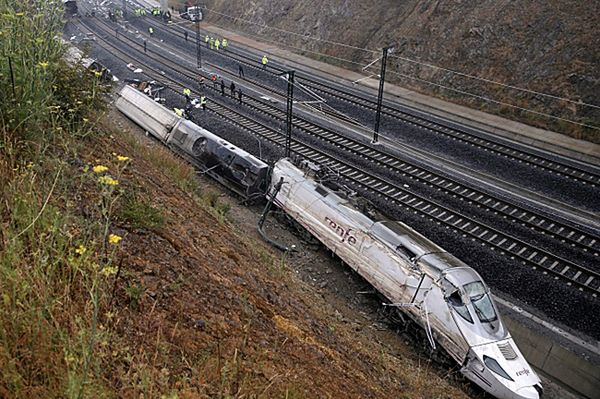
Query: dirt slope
97 109 472 398
201 0 600 141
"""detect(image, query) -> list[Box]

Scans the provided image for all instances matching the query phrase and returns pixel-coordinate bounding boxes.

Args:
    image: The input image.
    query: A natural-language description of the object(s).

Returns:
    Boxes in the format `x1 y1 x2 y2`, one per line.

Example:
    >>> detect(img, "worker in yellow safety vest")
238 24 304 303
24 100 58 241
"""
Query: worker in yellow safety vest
200 96 207 110
222 38 228 50
215 38 220 50
205 35 209 47
261 55 268 69
209 37 214 49
173 108 184 117
183 88 191 96
148 27 154 36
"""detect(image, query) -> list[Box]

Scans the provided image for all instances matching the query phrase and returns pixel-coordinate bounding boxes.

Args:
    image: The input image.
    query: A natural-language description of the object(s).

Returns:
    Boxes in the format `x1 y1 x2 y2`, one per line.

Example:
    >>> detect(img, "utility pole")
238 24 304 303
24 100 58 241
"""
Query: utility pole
284 71 295 158
373 46 394 143
195 4 201 68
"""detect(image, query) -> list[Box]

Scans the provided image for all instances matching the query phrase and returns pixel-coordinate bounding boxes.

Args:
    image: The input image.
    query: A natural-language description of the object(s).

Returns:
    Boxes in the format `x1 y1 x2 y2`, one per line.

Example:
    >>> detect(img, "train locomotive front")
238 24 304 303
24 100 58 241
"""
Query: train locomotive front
268 159 542 399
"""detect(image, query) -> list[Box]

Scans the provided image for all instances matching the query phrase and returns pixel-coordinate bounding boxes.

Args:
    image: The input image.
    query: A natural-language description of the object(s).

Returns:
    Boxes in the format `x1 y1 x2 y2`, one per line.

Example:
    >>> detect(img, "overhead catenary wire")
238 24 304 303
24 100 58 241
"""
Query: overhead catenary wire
369 65 600 131
387 53 600 110
201 17 599 131
202 6 600 111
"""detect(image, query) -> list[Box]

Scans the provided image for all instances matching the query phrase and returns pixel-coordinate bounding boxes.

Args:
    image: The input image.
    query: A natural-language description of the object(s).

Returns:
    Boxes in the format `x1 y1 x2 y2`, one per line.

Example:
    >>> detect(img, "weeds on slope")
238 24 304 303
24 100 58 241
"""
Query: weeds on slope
0 0 121 397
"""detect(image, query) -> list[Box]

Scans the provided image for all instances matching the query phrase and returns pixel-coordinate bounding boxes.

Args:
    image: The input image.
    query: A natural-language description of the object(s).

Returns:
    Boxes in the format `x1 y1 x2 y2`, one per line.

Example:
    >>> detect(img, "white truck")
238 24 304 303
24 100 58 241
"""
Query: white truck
184 6 202 21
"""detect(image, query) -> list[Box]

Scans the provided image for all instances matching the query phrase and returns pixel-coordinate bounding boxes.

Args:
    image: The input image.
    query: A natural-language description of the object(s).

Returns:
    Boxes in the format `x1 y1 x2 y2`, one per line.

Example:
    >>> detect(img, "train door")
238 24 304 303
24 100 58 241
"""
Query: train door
410 274 433 307
423 282 470 362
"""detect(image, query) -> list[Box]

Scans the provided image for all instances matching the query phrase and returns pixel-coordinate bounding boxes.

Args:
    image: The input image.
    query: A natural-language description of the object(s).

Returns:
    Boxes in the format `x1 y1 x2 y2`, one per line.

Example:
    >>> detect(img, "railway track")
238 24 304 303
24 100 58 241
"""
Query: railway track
91 15 600 258
139 15 600 190
73 15 600 297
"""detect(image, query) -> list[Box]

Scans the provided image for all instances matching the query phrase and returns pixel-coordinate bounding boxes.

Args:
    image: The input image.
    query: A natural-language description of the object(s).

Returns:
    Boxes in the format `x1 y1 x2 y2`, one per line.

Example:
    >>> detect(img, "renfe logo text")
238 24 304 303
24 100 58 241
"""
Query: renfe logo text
325 216 357 245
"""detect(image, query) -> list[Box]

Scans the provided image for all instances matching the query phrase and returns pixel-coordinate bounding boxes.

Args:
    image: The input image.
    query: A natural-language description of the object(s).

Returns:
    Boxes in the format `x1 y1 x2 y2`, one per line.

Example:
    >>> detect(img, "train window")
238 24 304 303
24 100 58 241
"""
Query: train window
448 291 473 323
172 130 187 144
315 184 328 197
395 245 416 262
192 137 207 157
464 282 497 323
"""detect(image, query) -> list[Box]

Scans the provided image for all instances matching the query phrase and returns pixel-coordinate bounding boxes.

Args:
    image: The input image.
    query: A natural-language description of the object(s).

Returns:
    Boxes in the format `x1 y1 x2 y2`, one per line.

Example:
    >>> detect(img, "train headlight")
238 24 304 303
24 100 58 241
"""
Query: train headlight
483 355 514 382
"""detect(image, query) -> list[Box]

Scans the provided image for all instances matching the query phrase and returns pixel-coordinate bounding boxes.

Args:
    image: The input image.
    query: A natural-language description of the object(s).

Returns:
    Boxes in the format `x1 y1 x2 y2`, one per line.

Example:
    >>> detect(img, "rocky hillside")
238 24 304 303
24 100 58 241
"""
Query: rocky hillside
202 0 600 142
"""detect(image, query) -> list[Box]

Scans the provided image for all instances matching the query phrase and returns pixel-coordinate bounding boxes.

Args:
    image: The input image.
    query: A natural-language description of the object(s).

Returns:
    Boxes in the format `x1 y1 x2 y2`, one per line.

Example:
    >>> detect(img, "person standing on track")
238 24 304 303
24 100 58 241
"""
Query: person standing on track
148 27 154 36
209 37 214 50
238 64 245 78
143 39 147 53
215 38 220 51
222 38 228 51
200 96 207 110
229 81 236 97
183 88 192 102
238 88 242 105
261 55 268 70
205 35 209 47
184 31 188 41
220 80 225 96
211 74 218 89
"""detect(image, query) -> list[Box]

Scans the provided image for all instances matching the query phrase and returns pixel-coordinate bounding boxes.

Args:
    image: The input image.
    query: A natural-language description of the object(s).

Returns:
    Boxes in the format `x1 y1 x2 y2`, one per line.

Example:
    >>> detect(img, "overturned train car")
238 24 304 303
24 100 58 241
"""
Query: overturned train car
115 85 268 198
269 159 543 399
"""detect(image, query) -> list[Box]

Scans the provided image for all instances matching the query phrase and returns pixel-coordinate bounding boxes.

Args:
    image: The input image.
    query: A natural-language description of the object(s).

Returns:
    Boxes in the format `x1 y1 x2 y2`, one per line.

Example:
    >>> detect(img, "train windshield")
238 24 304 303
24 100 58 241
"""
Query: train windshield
448 290 473 323
464 282 497 323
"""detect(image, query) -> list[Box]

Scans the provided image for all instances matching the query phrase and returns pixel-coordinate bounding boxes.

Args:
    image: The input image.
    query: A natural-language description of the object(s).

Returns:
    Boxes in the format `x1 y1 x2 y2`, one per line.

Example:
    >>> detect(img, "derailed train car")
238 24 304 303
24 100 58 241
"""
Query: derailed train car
114 81 541 399
268 159 543 399
115 85 268 198
63 41 114 81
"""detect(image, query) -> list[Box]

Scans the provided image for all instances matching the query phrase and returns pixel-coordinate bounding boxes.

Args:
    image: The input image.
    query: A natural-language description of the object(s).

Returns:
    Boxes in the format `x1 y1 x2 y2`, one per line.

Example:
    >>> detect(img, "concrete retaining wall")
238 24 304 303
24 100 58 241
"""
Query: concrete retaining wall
504 316 600 399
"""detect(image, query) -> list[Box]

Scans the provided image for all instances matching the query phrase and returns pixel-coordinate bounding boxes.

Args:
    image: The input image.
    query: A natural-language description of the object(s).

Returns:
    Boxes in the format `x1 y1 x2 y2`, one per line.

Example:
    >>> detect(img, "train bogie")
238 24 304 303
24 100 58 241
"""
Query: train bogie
167 120 269 197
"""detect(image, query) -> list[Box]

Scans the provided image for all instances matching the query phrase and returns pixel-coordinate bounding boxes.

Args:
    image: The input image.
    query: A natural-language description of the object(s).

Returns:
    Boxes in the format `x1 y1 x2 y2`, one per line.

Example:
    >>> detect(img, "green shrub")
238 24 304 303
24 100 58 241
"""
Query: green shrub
119 193 165 230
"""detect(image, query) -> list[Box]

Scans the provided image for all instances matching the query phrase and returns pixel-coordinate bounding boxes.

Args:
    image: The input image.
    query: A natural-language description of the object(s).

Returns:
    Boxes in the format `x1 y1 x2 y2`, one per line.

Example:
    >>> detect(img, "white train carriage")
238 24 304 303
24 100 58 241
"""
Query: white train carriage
115 85 269 198
269 159 542 399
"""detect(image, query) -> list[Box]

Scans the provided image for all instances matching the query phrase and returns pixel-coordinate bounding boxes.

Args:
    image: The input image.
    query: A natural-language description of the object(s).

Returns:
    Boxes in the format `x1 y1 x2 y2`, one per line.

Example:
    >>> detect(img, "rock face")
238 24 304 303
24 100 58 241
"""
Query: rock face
204 0 600 141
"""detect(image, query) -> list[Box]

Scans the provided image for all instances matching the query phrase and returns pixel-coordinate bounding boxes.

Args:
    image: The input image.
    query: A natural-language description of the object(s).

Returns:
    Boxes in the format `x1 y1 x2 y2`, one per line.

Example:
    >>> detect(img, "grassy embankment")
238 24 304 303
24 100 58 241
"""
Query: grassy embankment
1 0 133 396
0 1 223 396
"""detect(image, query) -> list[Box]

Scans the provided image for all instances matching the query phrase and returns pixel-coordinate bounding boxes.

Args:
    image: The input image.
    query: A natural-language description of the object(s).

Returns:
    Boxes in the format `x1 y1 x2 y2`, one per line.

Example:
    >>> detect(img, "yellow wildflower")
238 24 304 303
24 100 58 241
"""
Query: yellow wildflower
116 155 129 162
108 234 122 245
75 244 87 255
26 162 34 169
92 165 108 173
101 266 118 277
83 118 89 123
98 175 119 185
15 12 24 17
64 353 76 364
38 61 49 69
94 71 102 78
